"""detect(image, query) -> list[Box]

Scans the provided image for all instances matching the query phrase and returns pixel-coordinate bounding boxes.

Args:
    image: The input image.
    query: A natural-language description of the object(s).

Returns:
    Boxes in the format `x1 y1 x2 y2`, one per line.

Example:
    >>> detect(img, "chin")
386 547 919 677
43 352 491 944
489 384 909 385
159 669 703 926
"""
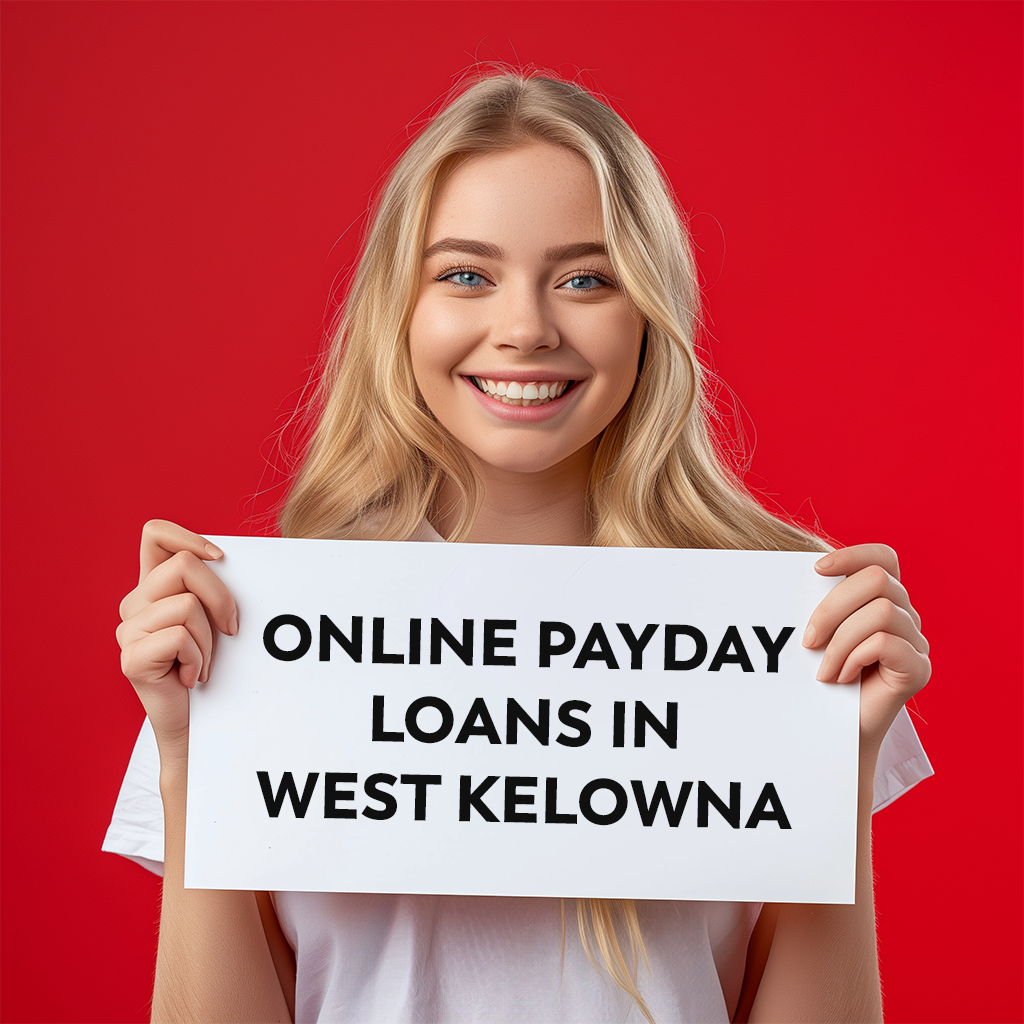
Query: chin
478 454 564 476
466 438 593 478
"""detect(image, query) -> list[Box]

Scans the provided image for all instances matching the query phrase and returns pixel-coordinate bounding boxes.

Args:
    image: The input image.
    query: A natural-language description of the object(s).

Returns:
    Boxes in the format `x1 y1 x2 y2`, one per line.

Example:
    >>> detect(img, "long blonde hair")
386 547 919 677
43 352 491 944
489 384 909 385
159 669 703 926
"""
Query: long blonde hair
281 71 826 1021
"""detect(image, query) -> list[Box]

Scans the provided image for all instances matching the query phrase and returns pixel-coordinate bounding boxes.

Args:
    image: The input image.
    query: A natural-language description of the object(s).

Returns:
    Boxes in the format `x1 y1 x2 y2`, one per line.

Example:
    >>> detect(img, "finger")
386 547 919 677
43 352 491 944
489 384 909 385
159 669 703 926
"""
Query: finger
804 564 921 648
834 632 932 697
116 592 215 683
139 519 224 581
815 597 929 682
120 549 237 635
814 544 900 582
121 624 205 691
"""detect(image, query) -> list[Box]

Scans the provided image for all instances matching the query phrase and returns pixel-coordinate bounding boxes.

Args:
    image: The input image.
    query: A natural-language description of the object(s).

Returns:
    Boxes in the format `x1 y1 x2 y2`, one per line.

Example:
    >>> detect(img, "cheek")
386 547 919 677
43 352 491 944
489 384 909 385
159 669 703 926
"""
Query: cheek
409 304 470 429
588 314 643 396
409 299 475 381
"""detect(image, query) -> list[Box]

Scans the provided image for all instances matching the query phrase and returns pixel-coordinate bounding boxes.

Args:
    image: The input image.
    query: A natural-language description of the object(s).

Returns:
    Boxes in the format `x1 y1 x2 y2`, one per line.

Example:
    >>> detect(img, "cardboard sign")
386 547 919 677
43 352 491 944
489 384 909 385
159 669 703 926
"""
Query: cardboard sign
184 537 857 903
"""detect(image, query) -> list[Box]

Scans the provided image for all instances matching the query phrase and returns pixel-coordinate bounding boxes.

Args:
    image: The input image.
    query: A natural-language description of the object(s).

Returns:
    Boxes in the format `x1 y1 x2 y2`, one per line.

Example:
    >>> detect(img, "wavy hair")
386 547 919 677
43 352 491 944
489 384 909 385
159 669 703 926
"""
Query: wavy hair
280 71 826 1021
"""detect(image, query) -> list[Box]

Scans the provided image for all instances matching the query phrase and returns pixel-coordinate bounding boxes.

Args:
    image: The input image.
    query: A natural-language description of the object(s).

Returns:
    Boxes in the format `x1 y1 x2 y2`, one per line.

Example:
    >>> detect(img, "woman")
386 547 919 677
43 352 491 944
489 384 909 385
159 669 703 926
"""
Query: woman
108 73 932 1023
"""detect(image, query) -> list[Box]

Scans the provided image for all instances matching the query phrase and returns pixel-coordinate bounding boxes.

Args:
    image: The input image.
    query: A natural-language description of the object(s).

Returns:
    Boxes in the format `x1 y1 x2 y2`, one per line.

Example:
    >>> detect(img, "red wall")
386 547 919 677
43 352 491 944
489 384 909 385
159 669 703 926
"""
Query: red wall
2 3 1021 1022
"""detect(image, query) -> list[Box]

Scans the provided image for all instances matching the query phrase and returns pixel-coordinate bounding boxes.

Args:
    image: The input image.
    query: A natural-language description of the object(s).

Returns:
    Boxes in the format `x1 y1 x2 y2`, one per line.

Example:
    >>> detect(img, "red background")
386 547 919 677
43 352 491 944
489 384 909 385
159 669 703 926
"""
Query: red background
2 3 1021 1022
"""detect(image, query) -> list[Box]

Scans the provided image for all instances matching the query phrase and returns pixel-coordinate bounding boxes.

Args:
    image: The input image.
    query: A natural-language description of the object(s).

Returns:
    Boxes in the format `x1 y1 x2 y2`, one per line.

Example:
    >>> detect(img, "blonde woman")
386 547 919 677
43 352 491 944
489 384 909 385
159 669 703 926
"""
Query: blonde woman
107 73 932 1023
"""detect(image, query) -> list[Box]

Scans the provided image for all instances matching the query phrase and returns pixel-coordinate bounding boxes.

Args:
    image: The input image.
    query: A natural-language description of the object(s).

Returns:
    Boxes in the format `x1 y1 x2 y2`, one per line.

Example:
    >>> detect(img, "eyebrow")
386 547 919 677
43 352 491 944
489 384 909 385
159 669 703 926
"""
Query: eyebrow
422 237 609 262
543 241 609 262
423 238 504 260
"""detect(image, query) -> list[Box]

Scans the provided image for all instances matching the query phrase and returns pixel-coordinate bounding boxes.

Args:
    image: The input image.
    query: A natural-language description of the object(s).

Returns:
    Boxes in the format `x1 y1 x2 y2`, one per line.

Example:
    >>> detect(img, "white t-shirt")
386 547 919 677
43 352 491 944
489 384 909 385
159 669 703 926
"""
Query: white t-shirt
104 525 934 1023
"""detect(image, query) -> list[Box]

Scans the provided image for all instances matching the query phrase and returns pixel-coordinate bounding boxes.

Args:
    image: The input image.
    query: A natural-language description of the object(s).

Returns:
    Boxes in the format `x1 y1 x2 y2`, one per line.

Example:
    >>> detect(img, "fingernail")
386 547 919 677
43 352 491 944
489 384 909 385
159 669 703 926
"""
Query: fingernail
205 542 224 559
802 624 816 647
815 668 830 683
228 611 239 635
815 554 834 570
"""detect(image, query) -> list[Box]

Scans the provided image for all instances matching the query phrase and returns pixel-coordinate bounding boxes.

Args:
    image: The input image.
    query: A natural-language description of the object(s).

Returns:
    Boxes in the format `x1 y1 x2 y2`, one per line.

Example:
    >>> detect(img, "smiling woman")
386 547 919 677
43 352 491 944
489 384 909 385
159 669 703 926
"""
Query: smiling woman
107 72 932 1024
279 76 828 556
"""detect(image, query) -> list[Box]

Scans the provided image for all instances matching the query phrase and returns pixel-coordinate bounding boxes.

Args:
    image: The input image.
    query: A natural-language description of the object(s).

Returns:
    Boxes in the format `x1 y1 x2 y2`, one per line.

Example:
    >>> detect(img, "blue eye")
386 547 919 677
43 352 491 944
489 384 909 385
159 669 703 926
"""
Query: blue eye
444 271 485 288
564 275 602 290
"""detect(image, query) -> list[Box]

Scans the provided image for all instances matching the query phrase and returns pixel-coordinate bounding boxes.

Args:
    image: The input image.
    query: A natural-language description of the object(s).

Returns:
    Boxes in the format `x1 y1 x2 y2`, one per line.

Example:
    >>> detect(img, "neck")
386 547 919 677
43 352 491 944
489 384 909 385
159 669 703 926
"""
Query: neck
431 445 595 546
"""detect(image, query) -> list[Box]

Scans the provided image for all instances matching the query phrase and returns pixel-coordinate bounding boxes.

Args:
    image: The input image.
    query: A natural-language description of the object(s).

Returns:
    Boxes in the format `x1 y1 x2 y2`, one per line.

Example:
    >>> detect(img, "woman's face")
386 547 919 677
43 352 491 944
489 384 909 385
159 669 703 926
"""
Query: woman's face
409 143 644 479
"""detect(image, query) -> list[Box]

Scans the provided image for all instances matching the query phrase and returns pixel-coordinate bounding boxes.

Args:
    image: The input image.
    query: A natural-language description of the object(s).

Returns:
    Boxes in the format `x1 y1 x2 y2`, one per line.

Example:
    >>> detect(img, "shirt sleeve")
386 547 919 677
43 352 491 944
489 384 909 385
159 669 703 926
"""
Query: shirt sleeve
871 704 934 813
101 717 165 876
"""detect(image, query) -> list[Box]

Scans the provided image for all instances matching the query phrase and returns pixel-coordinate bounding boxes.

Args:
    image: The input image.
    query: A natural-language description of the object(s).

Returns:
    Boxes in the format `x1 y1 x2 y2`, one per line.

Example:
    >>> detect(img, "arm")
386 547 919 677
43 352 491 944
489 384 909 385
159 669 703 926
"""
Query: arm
154 765 293 1023
117 521 293 1024
745 544 931 1024
744 753 881 1023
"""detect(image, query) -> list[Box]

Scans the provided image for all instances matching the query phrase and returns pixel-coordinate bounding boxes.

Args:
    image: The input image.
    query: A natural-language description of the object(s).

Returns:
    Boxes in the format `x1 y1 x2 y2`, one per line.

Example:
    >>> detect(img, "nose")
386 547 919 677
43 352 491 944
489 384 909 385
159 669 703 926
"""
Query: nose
491 281 560 355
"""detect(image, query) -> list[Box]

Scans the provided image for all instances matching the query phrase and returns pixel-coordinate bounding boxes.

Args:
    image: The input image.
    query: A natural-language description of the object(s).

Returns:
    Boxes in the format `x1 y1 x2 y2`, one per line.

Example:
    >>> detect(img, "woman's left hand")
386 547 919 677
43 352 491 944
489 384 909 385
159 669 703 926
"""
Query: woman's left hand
803 543 931 751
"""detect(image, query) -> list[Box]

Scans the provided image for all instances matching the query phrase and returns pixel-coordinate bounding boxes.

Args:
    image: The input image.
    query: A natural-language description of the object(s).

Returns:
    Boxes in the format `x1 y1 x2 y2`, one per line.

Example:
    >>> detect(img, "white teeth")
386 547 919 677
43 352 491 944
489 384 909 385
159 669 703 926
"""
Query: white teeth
471 377 573 406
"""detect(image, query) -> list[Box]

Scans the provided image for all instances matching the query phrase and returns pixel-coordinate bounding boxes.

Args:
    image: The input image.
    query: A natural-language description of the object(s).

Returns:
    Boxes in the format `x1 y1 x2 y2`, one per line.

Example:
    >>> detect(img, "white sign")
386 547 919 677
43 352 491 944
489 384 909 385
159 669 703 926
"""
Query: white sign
184 537 857 903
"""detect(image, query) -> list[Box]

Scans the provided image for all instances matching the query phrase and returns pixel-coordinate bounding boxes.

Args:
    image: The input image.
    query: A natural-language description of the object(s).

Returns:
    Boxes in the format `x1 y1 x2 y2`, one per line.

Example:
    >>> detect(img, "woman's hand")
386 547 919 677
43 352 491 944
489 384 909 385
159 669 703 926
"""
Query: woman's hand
803 543 931 751
116 520 238 772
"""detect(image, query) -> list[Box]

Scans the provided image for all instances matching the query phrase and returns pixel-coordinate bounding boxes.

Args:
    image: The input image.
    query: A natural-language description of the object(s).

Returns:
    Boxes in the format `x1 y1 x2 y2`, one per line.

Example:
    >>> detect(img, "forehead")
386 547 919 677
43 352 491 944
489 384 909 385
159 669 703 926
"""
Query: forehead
426 143 605 251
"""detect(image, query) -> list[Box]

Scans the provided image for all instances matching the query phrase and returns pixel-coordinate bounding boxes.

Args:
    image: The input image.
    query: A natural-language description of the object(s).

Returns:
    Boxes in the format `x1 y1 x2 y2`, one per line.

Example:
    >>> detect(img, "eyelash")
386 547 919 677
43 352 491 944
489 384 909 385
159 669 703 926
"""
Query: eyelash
434 265 488 289
434 265 616 291
563 267 616 291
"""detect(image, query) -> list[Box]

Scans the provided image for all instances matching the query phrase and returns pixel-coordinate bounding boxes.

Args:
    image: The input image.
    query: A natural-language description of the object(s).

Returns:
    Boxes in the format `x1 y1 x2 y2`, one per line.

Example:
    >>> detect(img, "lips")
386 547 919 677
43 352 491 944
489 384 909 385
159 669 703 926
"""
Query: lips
468 376 576 407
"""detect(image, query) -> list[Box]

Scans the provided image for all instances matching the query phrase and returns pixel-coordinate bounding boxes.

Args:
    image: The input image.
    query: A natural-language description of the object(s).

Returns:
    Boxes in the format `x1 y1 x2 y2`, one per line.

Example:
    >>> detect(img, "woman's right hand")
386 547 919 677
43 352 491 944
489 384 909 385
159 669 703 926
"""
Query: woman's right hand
116 520 238 773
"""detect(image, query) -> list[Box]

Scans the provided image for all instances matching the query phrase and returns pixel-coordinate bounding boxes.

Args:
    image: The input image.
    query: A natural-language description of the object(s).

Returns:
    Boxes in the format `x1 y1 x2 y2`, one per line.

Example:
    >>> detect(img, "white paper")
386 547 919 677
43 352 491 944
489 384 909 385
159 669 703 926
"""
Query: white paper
184 537 857 903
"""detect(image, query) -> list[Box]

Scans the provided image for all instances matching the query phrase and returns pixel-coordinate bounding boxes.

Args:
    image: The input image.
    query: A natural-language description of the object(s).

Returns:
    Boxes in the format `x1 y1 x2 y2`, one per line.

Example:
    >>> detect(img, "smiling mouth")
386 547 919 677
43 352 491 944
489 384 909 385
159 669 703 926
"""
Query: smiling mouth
468 377 577 406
